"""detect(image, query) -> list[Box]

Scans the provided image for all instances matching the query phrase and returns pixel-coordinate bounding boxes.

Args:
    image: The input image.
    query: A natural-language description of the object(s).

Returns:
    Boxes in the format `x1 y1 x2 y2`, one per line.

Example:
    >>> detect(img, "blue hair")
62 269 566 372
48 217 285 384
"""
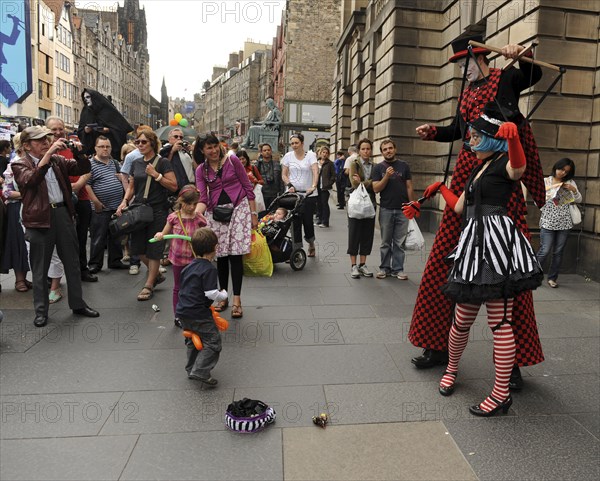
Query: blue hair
467 129 508 152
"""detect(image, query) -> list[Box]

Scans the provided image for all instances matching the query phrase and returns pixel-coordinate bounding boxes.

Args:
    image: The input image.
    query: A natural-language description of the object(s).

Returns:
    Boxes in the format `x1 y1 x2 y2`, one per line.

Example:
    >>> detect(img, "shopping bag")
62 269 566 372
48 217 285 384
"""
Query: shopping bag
405 218 425 250
254 184 266 213
243 229 273 277
347 183 375 219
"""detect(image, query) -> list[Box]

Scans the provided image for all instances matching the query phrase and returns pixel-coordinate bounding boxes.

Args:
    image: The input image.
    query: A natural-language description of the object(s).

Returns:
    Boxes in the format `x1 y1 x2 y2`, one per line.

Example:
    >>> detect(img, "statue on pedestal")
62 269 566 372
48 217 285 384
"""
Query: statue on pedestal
241 97 282 149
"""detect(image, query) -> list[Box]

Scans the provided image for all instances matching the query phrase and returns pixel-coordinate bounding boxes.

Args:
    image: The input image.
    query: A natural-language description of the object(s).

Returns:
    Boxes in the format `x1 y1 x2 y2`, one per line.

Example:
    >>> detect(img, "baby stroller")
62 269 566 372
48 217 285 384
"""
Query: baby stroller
260 192 307 271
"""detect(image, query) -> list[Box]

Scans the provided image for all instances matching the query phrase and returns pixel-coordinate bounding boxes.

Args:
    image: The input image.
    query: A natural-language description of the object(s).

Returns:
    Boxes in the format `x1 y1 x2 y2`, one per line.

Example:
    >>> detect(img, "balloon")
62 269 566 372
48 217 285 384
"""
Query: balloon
169 119 178 126
179 118 189 127
174 113 182 122
149 234 191 243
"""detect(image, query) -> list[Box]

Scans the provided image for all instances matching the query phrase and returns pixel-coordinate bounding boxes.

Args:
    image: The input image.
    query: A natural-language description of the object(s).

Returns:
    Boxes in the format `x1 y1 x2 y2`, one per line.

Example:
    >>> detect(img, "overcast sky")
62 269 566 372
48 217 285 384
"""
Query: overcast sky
86 1 286 99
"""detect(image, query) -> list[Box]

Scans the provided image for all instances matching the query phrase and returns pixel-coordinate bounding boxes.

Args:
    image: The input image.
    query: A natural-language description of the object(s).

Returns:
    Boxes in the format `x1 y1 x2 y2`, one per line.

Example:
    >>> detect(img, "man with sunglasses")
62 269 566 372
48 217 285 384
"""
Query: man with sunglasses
160 128 196 193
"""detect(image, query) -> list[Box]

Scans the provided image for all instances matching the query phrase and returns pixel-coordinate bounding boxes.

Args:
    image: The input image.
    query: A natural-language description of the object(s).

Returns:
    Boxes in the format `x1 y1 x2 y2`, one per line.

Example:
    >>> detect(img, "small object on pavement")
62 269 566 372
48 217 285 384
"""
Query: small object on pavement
312 413 329 428
152 304 160 312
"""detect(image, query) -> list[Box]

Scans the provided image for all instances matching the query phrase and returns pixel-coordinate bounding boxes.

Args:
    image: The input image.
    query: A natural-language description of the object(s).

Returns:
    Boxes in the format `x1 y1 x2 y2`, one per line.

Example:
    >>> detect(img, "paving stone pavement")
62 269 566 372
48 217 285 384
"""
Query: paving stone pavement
1 201 598 481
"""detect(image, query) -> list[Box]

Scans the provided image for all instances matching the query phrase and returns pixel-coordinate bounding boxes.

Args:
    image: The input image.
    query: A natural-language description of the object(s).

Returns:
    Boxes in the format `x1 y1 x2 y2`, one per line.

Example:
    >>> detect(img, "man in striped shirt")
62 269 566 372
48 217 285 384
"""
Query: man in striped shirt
86 136 127 273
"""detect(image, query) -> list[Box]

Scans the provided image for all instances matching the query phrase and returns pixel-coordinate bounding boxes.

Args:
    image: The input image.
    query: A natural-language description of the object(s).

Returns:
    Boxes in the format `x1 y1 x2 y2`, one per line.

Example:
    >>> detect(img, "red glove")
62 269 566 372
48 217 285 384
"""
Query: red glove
423 181 443 199
439 185 459 211
496 122 518 140
496 122 525 169
402 201 421 219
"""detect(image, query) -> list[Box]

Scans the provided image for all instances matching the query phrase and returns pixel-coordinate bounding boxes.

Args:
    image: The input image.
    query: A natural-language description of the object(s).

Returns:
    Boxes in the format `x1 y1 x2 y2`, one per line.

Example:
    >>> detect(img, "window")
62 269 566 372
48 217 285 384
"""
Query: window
287 103 297 123
56 103 63 118
56 77 60 96
45 54 50 74
38 80 43 99
64 106 71 124
39 108 51 120
301 104 330 124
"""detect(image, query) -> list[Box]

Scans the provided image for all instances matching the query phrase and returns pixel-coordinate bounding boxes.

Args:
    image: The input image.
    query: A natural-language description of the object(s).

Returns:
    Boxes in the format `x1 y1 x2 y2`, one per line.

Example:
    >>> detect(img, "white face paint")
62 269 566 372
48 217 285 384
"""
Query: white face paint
458 59 481 83
83 93 92 107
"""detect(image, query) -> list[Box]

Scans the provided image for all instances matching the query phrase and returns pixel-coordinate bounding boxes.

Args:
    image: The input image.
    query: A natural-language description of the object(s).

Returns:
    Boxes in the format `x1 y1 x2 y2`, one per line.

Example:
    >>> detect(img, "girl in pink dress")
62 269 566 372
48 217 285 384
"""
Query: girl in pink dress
154 185 207 327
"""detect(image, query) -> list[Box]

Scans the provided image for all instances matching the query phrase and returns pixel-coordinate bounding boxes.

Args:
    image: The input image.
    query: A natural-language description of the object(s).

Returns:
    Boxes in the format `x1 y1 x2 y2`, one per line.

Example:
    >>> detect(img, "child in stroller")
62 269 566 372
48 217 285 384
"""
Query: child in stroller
259 193 308 270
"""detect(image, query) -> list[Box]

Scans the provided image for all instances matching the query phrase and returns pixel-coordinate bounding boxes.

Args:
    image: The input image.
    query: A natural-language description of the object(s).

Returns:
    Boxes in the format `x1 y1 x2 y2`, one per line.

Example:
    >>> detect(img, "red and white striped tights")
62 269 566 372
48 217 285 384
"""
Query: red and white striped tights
440 299 516 412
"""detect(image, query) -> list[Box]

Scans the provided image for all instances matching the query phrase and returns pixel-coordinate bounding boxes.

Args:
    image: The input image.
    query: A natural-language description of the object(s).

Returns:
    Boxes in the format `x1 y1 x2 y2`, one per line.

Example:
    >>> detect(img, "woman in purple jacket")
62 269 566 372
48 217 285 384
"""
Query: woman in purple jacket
194 133 257 319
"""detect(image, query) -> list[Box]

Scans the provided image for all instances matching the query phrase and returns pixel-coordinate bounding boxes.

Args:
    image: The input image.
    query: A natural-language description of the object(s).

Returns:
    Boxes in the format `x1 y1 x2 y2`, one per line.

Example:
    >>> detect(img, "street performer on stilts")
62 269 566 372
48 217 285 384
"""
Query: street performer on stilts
404 34 547 390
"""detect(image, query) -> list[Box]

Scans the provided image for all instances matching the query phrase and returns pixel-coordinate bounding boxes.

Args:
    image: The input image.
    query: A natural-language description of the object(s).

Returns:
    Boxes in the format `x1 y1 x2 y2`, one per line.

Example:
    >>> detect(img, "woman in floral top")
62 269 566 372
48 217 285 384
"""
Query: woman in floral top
537 158 582 288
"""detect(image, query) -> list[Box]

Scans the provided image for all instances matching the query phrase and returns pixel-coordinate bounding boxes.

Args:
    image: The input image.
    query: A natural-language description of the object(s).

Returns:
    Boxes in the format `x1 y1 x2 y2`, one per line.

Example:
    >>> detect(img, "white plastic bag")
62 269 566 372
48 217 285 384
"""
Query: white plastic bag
405 219 425 250
254 184 266 213
347 184 375 219
569 203 581 225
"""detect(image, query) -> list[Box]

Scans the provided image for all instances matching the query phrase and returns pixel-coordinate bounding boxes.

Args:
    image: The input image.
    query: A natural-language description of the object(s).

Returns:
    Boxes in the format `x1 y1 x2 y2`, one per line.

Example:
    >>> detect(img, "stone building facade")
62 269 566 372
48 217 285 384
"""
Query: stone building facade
331 0 600 280
77 2 150 128
2 0 149 131
201 46 273 141
273 0 341 150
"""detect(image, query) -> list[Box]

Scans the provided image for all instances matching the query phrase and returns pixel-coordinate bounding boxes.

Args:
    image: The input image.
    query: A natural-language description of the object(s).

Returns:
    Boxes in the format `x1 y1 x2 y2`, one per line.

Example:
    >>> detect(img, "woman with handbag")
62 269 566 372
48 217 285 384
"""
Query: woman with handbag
194 132 258 319
116 129 177 301
536 158 582 288
281 133 319 257
347 138 377 279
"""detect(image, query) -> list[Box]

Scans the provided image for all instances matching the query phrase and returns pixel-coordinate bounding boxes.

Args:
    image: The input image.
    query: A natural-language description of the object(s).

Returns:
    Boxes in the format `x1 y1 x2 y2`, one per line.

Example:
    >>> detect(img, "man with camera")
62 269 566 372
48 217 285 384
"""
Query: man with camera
85 136 127 273
160 128 195 193
12 126 100 327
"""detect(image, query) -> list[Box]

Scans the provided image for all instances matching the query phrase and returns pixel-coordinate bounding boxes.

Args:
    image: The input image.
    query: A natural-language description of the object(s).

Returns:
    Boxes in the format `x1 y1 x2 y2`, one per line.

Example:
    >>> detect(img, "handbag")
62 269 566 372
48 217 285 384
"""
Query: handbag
109 156 159 236
405 218 425 250
569 203 582 225
347 183 375 219
212 205 233 223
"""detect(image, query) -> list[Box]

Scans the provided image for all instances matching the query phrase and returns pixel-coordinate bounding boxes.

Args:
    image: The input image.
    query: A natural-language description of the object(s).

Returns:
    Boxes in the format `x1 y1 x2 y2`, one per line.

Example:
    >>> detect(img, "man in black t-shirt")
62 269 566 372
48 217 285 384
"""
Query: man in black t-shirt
372 138 415 280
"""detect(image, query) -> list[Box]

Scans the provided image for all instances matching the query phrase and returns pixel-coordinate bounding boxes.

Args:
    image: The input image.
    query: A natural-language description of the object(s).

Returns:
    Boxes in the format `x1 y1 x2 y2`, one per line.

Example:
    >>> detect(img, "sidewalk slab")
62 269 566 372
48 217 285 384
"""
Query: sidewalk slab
444 415 599 481
0 435 137 481
120 429 283 481
283 422 477 481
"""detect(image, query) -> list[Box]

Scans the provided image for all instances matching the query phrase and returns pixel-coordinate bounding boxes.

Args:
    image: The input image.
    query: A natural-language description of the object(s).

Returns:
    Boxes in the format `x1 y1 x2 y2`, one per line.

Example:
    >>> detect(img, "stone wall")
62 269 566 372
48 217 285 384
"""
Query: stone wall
284 0 341 103
331 0 600 279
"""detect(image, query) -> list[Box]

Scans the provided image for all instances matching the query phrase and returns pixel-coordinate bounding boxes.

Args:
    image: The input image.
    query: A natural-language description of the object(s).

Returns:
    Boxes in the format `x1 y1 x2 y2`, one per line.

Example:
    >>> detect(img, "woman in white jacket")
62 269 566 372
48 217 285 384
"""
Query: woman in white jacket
537 158 582 288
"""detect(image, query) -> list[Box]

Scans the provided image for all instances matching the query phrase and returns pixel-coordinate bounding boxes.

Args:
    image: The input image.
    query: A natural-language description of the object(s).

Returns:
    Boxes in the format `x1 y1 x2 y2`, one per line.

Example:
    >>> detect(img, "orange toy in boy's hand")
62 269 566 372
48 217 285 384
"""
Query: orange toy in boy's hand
211 306 229 331
181 307 229 350
183 330 203 350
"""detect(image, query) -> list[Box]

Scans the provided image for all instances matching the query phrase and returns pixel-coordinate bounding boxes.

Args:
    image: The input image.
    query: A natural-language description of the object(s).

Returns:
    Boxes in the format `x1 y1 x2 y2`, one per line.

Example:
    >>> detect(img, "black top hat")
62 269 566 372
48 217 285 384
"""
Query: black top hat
469 102 512 137
449 34 490 63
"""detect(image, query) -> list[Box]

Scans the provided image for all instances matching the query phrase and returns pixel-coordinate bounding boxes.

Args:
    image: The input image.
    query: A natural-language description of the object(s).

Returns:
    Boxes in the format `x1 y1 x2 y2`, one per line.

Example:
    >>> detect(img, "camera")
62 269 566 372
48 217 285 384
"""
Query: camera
182 140 190 148
65 140 76 150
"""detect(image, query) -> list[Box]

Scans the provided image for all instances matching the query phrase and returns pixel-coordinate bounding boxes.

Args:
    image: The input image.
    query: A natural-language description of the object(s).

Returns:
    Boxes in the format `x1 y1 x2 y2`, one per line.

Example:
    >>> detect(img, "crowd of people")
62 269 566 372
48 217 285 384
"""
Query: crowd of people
0 36 585 408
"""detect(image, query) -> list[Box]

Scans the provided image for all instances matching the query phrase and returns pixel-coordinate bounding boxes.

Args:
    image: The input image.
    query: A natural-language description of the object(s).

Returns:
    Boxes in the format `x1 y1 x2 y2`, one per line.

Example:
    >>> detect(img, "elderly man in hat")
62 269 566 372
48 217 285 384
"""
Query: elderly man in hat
406 35 546 390
11 126 99 327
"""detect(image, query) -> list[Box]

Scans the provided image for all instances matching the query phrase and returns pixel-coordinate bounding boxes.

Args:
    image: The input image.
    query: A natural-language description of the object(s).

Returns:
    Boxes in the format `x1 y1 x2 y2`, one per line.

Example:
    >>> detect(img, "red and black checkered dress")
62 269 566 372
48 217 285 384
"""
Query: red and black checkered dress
408 68 546 366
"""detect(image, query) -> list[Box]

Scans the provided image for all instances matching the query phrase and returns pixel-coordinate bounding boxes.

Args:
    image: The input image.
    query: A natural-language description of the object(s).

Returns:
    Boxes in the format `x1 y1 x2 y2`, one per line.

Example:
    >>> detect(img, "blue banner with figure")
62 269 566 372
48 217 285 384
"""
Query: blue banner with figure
1 0 32 106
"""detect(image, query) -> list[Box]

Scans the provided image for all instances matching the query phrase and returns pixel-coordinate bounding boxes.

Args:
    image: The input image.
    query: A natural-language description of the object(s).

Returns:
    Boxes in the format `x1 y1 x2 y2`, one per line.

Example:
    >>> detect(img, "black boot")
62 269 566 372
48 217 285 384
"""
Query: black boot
411 349 449 369
509 365 524 391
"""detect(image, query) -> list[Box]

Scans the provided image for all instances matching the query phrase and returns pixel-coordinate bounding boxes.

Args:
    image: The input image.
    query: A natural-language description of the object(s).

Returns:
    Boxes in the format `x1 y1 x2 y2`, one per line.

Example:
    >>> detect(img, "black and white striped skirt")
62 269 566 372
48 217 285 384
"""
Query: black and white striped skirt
442 206 543 304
